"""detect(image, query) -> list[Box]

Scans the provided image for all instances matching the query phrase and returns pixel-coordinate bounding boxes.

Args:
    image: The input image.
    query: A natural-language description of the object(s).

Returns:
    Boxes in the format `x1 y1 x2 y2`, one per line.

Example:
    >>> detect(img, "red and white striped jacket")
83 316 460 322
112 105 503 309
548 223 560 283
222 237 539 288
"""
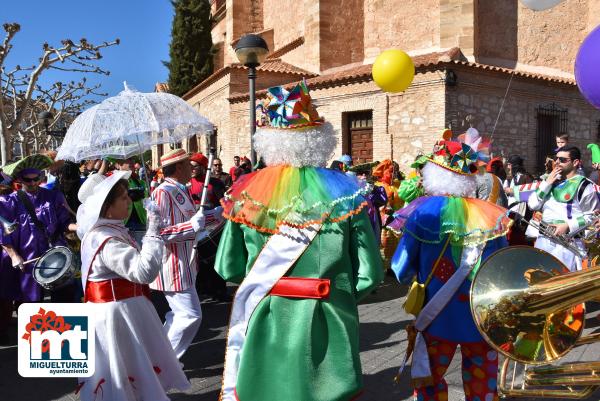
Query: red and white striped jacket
150 178 197 292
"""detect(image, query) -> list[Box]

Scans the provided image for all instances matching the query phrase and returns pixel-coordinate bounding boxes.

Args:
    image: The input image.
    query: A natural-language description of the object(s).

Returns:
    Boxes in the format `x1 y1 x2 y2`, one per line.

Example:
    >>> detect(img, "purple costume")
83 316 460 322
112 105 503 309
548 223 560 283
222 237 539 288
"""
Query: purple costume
0 188 70 301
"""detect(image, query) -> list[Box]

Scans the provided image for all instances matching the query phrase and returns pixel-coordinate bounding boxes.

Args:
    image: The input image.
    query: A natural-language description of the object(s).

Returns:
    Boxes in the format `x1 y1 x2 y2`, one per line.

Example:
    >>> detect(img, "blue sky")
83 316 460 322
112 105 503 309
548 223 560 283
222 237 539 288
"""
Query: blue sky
2 0 174 98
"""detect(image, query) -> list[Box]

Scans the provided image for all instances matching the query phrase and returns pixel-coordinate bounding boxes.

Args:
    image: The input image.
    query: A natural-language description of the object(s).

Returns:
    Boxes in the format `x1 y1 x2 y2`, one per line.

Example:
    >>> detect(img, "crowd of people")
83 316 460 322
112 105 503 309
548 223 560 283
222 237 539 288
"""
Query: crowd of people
0 151 247 345
1 82 600 401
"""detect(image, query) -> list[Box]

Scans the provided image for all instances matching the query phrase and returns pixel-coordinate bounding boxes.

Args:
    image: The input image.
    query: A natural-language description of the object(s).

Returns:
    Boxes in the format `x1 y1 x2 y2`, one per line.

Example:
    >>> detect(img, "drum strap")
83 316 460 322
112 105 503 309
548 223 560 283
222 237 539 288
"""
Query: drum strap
17 190 58 247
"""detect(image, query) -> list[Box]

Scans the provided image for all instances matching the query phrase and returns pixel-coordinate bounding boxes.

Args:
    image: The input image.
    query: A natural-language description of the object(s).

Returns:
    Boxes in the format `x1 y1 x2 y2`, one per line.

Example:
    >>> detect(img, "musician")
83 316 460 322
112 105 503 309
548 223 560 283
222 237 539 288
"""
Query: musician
0 166 77 302
0 183 16 345
390 135 510 401
528 145 599 271
150 148 207 359
214 83 382 401
187 153 229 302
76 170 190 401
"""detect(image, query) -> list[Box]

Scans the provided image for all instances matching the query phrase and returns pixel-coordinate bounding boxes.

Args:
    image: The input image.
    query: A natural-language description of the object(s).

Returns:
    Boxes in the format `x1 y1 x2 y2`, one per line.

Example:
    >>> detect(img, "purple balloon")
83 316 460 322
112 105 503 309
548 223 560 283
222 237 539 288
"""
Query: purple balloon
575 25 600 110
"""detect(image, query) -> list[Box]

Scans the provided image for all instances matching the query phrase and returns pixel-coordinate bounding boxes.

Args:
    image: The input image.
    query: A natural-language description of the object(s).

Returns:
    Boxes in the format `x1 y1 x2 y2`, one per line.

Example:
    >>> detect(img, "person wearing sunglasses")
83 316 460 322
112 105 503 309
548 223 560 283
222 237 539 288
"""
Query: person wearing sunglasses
528 145 600 271
0 167 77 302
210 158 232 189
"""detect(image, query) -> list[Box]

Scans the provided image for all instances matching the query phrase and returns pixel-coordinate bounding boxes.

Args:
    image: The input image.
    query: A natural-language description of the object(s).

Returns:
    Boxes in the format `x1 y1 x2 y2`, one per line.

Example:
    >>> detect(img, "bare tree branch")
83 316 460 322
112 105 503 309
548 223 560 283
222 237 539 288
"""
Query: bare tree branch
0 23 119 162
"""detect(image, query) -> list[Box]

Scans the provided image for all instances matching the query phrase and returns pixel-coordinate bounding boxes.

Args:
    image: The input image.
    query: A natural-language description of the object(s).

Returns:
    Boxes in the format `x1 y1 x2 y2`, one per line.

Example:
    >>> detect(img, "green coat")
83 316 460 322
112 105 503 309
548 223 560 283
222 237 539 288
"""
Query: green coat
215 209 384 401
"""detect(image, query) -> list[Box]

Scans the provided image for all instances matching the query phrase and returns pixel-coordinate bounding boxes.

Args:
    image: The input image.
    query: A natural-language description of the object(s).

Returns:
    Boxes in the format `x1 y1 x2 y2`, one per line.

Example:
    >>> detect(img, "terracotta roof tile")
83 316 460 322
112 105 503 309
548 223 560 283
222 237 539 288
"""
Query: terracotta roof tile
182 59 317 100
228 48 464 102
448 60 576 85
267 37 305 60
252 58 317 76
228 47 577 102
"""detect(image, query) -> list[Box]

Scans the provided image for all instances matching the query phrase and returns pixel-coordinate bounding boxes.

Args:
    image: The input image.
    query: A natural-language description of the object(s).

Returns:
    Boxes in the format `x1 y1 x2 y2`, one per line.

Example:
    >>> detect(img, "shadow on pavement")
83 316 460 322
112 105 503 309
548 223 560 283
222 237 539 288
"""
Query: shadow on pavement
360 273 407 305
362 366 414 401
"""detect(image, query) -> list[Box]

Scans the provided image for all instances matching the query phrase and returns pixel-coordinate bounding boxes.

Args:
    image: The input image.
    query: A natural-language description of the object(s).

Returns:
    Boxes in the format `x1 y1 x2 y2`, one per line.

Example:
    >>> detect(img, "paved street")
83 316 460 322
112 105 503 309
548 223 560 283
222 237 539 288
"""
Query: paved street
3 275 600 401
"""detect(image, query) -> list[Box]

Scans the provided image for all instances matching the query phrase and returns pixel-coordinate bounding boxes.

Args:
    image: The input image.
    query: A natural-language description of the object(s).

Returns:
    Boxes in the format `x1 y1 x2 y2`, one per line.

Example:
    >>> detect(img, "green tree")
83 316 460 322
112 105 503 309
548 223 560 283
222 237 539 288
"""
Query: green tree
165 0 214 97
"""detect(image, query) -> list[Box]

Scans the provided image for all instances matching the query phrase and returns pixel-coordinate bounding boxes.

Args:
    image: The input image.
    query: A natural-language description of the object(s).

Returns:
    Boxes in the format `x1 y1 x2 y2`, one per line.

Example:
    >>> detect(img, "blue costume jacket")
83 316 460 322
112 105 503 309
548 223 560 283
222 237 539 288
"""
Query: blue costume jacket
391 196 508 343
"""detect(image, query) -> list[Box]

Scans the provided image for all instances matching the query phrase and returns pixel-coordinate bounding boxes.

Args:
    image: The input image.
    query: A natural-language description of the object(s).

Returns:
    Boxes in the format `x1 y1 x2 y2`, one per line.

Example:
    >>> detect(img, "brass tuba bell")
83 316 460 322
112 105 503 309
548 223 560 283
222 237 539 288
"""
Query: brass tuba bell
471 246 600 398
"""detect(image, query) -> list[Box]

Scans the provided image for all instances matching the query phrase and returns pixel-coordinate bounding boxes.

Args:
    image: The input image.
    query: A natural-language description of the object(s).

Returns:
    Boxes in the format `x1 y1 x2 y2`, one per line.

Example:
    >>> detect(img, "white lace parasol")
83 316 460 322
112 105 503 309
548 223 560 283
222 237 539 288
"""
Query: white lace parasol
56 83 213 161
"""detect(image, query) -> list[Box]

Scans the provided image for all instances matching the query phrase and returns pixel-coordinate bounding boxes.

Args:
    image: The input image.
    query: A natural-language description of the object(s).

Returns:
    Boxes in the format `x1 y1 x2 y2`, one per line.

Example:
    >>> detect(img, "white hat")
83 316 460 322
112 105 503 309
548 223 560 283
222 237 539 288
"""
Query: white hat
76 170 131 239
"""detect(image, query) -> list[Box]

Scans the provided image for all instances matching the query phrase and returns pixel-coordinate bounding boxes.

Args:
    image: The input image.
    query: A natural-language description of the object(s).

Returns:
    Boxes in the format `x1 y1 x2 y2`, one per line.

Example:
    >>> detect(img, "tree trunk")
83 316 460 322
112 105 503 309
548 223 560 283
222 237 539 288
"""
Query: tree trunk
0 124 8 165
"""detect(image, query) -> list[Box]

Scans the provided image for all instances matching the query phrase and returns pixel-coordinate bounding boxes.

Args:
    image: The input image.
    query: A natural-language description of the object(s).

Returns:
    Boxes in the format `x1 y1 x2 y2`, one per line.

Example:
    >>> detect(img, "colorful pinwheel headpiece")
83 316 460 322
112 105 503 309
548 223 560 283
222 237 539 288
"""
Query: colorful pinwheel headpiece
457 127 491 164
256 79 324 129
426 129 477 175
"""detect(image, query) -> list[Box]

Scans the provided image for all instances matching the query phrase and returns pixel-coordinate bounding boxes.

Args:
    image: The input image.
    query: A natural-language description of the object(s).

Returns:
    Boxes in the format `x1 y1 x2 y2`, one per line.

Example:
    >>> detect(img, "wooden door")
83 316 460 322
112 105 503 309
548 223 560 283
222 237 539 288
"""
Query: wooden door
346 111 373 164
350 128 373 164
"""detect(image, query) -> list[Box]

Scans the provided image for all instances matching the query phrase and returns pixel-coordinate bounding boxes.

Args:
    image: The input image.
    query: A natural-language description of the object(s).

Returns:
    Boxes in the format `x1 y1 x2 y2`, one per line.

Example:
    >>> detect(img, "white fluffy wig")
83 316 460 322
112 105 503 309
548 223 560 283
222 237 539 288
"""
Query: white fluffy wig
421 161 477 197
254 122 337 167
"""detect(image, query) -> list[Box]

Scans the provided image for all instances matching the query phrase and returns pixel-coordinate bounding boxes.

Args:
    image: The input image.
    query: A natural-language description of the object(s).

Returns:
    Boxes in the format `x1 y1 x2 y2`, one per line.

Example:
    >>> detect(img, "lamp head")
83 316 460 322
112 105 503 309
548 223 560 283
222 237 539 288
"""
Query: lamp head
235 34 269 67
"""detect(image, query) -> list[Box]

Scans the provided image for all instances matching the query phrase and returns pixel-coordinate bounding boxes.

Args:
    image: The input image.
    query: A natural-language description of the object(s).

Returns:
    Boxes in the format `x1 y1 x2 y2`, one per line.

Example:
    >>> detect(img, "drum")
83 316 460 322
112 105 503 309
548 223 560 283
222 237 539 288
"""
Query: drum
32 246 77 290
195 219 225 262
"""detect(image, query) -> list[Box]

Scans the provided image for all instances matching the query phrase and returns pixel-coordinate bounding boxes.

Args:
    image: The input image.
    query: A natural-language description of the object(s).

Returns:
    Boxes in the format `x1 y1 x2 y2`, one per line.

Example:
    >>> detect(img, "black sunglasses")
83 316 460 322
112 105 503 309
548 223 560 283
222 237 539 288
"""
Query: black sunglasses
21 176 41 183
555 156 572 163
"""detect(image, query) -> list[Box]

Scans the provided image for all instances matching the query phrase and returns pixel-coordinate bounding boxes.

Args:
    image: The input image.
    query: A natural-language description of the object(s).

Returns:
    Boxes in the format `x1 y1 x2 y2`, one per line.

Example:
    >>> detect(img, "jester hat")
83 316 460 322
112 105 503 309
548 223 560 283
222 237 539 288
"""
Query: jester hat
427 129 478 175
256 79 324 129
588 143 600 164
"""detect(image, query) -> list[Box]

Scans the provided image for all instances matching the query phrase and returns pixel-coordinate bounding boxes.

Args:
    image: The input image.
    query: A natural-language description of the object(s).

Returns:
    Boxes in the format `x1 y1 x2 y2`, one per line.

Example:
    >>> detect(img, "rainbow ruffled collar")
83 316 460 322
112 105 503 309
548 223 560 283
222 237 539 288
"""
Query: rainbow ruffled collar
388 196 511 246
221 165 369 234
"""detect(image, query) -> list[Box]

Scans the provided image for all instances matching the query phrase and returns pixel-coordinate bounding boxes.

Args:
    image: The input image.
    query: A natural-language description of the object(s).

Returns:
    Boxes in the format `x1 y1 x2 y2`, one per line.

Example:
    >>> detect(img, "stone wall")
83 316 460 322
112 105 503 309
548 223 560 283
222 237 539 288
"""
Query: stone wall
319 0 364 70
516 0 589 75
223 71 448 171
445 65 600 175
388 72 447 168
364 0 441 61
475 0 518 66
440 0 474 56
262 0 304 50
476 0 594 75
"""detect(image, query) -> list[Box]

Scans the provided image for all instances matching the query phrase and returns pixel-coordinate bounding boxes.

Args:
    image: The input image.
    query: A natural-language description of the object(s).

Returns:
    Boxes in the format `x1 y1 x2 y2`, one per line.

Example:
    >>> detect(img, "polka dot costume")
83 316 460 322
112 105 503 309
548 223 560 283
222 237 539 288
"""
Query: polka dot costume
414 333 499 401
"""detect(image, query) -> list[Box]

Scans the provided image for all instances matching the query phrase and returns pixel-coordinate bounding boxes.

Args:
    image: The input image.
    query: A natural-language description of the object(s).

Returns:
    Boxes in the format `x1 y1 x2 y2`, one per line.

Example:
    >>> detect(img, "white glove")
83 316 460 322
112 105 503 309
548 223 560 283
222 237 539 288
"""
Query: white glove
144 199 162 236
212 206 225 223
191 209 206 232
11 254 24 271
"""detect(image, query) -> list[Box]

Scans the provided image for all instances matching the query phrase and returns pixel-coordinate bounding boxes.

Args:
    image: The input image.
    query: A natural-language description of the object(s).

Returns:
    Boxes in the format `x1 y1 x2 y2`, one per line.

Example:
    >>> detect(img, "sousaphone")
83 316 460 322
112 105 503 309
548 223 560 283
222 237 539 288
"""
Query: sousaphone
471 246 600 399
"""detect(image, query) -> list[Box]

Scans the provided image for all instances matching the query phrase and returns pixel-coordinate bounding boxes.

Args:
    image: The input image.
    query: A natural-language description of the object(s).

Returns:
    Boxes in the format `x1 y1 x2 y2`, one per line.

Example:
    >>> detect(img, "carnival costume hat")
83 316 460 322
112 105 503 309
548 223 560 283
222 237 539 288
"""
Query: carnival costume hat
189 152 208 167
588 143 600 164
426 129 479 176
2 154 54 179
222 80 369 234
160 148 189 167
457 127 491 163
389 129 511 246
76 170 132 239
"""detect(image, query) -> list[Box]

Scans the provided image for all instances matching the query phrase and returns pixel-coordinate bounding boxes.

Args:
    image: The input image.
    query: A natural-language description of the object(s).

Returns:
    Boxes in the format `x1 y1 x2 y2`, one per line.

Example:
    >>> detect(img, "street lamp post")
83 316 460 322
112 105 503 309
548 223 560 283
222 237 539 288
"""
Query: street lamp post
234 34 269 169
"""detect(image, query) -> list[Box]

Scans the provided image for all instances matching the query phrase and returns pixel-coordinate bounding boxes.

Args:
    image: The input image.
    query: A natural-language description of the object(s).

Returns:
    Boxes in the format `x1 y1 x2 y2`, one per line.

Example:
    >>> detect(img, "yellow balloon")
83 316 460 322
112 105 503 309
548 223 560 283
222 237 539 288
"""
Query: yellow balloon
372 49 415 93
